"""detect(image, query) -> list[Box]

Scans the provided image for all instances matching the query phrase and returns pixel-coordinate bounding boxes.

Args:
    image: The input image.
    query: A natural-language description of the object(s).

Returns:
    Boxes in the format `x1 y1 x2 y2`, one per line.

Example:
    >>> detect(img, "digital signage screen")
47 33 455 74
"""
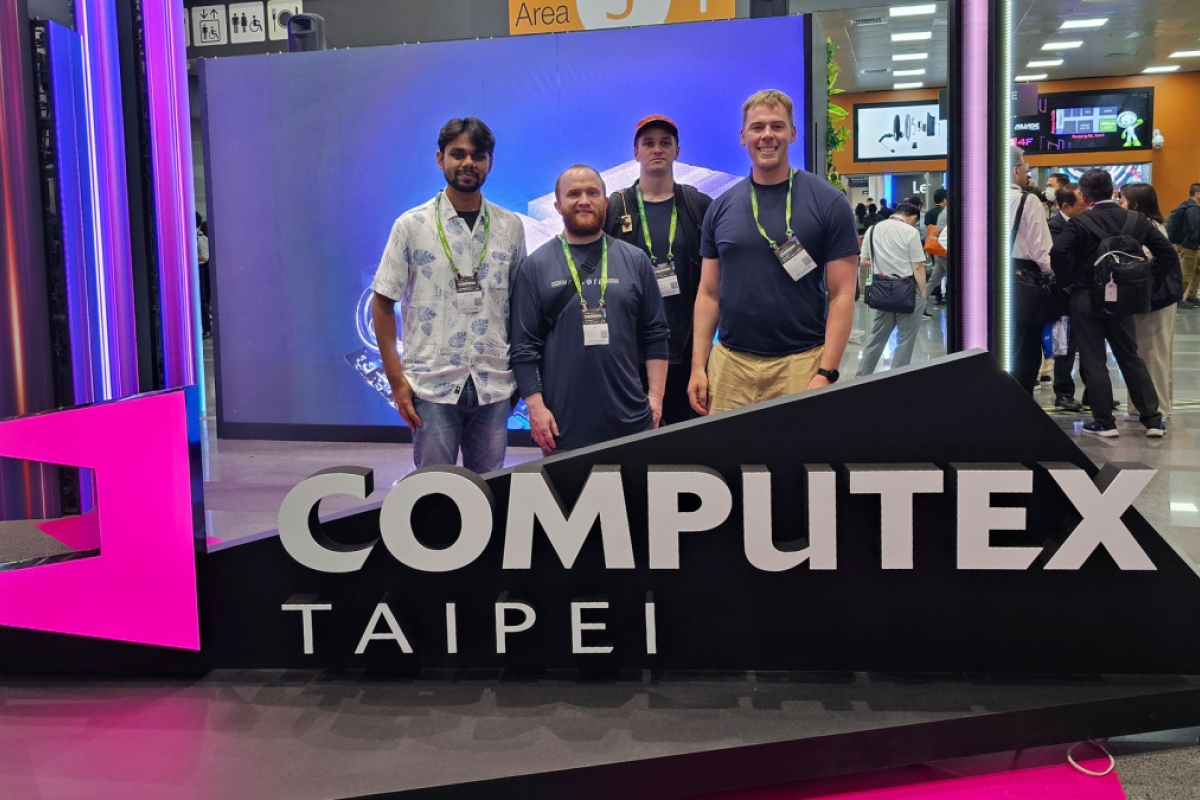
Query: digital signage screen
1011 88 1154 154
202 17 810 439
853 101 947 162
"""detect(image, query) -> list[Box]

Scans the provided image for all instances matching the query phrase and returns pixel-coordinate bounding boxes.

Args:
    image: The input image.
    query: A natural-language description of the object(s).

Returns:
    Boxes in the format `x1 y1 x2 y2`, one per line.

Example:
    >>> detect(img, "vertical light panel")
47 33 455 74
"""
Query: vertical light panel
958 0 990 350
997 0 1014 371
75 0 140 399
0 0 59 521
142 0 202 395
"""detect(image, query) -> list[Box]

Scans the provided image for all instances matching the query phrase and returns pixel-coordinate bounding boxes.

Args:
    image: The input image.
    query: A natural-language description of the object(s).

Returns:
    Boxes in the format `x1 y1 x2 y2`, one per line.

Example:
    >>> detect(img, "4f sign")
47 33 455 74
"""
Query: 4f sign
509 0 735 36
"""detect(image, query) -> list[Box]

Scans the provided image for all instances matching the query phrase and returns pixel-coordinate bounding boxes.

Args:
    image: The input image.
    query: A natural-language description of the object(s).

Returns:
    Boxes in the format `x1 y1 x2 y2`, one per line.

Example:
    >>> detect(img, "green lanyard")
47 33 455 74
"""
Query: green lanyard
560 235 608 309
434 192 490 275
749 168 795 247
635 186 677 265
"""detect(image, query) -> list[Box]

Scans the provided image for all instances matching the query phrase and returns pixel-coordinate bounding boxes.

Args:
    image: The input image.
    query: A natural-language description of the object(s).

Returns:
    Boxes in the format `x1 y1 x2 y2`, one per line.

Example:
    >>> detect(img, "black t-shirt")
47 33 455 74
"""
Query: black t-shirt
924 206 943 227
642 198 691 364
458 209 480 230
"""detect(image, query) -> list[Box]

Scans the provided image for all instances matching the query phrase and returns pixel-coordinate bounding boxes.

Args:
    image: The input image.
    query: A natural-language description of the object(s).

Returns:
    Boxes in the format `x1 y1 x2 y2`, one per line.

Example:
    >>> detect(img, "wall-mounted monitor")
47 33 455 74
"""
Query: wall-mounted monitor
854 100 947 162
1011 88 1154 154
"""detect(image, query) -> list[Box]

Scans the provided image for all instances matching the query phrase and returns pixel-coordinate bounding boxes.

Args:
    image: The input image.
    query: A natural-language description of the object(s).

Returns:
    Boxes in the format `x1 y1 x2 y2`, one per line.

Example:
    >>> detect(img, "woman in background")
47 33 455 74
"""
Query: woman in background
855 203 868 235
1120 182 1182 420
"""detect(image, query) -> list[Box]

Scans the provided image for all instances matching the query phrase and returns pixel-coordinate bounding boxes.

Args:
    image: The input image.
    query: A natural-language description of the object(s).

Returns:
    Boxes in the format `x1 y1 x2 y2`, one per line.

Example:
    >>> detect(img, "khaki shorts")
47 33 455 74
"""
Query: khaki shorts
707 341 824 414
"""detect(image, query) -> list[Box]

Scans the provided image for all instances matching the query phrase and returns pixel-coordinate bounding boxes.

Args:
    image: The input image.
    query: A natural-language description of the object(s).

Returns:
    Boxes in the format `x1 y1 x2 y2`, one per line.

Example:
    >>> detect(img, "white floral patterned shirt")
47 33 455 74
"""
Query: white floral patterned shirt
372 191 526 405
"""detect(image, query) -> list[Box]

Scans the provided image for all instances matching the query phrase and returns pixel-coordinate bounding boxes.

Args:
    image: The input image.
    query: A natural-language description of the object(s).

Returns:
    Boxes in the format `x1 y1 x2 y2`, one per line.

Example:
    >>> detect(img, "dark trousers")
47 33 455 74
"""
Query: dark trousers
1052 325 1077 398
1069 291 1161 428
641 361 698 426
199 261 212 336
1011 321 1044 396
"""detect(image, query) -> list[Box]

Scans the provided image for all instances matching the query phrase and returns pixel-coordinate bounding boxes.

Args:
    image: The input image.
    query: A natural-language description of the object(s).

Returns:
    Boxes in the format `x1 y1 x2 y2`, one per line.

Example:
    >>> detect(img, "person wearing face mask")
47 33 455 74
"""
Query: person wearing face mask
1045 172 1071 214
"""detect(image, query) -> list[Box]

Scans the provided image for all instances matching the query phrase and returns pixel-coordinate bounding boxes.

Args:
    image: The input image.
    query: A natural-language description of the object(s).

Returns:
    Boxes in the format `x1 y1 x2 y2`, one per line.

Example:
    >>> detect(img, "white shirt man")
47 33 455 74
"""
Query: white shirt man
855 204 928 376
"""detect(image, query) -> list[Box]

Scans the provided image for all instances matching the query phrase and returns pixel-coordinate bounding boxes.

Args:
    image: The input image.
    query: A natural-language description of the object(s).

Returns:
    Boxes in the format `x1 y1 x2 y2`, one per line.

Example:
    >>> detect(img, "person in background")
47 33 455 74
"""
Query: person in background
1045 172 1071 211
511 165 670 453
1050 168 1168 438
1168 183 1200 309
855 203 868 235
1048 183 1083 412
689 89 859 415
196 213 212 339
1120 182 1182 422
855 202 927 376
1008 147 1054 397
604 114 712 426
925 188 948 306
371 117 526 473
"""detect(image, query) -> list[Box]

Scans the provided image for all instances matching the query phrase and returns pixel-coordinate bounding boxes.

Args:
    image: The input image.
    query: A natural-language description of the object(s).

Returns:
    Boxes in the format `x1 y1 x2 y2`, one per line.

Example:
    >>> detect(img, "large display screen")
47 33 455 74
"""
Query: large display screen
202 18 808 437
1011 88 1154 154
853 101 946 162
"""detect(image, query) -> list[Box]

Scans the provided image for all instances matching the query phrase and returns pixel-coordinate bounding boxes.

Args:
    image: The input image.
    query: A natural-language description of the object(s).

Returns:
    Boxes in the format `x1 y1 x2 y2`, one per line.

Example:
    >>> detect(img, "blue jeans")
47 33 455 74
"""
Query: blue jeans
412 379 509 474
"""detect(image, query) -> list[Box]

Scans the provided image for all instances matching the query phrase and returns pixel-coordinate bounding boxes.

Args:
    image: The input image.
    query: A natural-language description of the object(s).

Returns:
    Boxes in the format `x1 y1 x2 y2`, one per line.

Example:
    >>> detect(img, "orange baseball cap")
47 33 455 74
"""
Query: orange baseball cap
634 114 679 141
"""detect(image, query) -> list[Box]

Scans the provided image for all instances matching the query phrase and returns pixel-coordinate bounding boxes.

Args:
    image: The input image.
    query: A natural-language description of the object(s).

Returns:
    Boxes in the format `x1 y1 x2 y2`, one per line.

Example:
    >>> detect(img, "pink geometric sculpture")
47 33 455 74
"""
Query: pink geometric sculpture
0 391 199 650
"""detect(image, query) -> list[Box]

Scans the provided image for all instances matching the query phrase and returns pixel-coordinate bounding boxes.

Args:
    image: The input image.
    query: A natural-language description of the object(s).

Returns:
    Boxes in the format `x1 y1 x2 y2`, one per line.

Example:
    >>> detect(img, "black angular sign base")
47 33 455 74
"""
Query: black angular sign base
4 351 1200 674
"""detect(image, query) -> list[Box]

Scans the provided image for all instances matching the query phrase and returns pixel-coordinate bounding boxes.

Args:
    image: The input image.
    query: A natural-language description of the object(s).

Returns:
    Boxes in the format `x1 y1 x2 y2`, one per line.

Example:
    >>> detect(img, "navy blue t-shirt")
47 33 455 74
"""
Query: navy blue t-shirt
700 170 860 356
510 236 670 451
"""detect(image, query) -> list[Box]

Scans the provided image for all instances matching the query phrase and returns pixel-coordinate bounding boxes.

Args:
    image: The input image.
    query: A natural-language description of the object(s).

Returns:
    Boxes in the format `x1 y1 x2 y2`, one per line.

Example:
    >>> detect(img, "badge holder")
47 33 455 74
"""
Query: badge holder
455 273 484 313
582 307 609 346
654 260 681 297
775 237 818 282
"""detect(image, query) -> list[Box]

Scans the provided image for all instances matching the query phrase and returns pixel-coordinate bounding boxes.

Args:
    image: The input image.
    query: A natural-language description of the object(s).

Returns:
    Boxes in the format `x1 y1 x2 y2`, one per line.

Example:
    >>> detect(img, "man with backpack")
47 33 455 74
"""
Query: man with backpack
1050 169 1175 438
603 115 713 424
1166 183 1200 308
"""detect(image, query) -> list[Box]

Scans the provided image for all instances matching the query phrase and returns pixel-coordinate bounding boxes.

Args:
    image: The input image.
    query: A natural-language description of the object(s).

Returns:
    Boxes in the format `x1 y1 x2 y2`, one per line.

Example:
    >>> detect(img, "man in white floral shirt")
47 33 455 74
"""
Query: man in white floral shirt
371 118 526 473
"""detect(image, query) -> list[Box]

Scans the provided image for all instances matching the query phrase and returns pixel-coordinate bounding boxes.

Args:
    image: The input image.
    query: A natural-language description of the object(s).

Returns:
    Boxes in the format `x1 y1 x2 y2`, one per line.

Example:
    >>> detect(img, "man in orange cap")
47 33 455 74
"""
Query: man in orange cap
604 114 713 424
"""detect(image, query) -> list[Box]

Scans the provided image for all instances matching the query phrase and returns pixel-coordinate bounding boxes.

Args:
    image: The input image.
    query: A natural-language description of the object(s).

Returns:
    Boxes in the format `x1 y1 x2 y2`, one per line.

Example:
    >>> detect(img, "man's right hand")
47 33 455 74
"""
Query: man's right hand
389 375 422 430
526 396 559 452
687 369 710 416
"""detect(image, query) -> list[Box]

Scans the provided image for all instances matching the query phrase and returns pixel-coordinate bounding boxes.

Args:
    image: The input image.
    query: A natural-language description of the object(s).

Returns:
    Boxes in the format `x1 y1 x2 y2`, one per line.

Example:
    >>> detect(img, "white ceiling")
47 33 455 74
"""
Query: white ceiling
818 0 1200 93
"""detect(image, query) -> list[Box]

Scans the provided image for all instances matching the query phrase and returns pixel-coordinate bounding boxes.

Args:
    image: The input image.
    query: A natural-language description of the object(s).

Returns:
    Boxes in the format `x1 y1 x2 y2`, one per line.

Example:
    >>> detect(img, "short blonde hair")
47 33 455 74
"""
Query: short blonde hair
742 90 795 127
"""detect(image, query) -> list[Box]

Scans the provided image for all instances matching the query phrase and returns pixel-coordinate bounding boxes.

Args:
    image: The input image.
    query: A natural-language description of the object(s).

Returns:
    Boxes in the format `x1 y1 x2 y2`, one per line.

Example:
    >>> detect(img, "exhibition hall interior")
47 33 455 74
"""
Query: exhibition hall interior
3 0 1200 798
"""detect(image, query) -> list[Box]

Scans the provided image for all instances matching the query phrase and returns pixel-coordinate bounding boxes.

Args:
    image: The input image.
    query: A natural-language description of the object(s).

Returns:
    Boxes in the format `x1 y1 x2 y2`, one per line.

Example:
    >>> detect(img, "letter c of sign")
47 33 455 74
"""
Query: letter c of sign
279 467 378 573
607 0 634 20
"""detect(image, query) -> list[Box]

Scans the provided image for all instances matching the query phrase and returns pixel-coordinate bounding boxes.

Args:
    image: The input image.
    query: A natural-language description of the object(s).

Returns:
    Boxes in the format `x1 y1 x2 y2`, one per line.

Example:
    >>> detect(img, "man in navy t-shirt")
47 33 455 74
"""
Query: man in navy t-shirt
688 89 860 415
510 166 670 453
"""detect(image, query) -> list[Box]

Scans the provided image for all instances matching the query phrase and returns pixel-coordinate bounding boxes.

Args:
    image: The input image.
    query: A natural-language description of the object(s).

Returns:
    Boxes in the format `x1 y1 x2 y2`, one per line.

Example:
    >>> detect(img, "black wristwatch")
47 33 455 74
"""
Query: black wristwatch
817 367 839 384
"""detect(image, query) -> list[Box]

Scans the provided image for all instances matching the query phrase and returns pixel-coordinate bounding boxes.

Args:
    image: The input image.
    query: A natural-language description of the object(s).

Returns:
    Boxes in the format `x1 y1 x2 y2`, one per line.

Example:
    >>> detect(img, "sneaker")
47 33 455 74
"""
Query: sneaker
922 311 933 319
1082 421 1119 437
1146 423 1166 438
1055 395 1084 412
1180 299 1199 309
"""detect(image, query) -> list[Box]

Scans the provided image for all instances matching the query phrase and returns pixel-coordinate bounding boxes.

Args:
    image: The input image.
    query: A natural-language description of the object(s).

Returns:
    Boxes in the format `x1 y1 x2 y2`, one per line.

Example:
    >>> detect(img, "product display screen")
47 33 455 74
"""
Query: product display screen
853 101 947 162
202 18 808 433
1011 88 1154 154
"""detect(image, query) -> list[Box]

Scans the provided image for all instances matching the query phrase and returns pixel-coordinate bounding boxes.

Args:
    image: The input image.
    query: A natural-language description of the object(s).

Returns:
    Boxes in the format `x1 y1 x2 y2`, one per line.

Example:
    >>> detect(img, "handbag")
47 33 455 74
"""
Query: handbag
1011 193 1059 324
924 210 947 257
863 221 917 314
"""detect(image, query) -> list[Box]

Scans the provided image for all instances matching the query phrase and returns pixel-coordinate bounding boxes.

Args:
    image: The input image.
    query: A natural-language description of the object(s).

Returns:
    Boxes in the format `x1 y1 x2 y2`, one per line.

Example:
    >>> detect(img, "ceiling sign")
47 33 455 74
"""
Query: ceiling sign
508 0 736 36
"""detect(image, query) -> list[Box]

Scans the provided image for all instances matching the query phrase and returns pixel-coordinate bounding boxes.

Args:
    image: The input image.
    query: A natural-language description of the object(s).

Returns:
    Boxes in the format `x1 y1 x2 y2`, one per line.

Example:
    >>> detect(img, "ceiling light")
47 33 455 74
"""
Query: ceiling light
1042 40 1083 50
1059 18 1107 30
1143 65 1180 73
1169 50 1200 58
1026 59 1063 68
889 4 936 16
1015 74 1047 81
893 53 929 61
894 68 926 77
891 31 933 42
893 82 924 89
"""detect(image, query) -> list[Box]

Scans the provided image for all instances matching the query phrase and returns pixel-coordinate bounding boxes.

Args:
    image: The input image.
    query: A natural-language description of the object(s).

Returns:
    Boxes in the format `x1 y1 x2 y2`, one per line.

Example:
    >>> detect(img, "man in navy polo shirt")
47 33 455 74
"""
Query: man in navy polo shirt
688 89 860 415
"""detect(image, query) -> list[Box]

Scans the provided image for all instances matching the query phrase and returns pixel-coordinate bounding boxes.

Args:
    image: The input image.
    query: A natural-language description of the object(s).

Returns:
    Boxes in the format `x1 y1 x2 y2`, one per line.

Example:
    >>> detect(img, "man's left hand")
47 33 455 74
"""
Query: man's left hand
648 394 663 428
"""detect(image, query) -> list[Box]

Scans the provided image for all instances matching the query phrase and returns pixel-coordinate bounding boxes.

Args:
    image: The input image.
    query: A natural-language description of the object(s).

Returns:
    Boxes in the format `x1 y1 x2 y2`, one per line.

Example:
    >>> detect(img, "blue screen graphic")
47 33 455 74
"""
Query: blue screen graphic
203 17 809 432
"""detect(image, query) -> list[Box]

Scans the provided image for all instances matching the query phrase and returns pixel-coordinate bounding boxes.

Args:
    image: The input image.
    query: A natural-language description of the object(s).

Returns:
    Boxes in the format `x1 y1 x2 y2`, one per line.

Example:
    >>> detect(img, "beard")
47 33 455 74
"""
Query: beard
562 207 603 238
445 166 486 194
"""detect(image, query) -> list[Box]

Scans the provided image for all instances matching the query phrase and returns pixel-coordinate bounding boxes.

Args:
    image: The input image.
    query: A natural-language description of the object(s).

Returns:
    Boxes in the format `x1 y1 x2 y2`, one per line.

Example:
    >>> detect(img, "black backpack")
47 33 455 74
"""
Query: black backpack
1166 202 1190 245
1074 210 1153 316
